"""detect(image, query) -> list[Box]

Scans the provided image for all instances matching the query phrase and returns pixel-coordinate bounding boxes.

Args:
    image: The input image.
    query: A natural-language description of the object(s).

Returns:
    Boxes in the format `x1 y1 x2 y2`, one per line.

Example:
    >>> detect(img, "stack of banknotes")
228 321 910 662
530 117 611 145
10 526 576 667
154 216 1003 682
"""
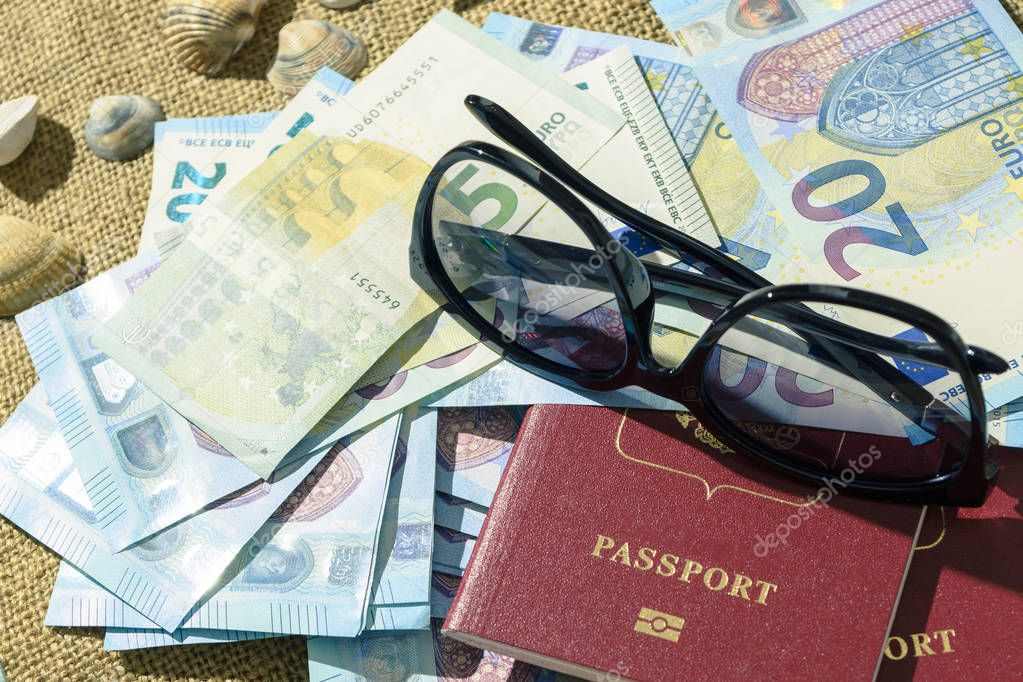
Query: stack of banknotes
4 0 1023 678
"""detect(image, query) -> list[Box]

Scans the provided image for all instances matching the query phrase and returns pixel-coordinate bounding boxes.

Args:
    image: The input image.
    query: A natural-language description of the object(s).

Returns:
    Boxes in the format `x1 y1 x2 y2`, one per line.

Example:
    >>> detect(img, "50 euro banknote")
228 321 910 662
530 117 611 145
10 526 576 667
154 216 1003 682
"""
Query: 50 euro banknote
92 10 625 478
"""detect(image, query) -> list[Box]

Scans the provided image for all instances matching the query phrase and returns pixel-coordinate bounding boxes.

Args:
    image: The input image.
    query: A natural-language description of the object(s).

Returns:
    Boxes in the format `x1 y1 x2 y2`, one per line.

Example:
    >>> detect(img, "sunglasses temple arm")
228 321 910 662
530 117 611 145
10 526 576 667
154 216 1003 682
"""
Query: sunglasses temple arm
462 95 770 290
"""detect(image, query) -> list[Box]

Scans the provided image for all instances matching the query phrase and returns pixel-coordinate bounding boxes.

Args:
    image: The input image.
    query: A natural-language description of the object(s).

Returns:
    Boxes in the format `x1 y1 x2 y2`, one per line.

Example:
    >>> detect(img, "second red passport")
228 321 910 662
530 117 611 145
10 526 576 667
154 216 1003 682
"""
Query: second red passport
444 405 925 681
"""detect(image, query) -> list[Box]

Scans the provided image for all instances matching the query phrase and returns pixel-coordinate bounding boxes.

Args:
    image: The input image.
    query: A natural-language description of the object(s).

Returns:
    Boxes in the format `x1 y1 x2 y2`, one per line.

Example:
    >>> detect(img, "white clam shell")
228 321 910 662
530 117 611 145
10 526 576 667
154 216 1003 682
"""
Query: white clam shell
84 95 166 162
164 0 268 75
0 95 39 166
268 20 367 95
0 216 84 317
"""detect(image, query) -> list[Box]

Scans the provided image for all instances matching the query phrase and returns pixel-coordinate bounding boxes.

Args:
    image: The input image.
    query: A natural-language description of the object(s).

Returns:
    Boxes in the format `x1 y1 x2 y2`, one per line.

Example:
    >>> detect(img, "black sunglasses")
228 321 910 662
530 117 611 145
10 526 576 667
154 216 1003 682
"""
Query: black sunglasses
411 94 1012 507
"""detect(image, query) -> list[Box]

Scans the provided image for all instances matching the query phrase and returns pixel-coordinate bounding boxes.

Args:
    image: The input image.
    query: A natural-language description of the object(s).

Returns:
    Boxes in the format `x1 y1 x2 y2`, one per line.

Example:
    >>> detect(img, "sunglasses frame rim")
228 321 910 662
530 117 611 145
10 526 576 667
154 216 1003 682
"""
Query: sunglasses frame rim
413 140 993 506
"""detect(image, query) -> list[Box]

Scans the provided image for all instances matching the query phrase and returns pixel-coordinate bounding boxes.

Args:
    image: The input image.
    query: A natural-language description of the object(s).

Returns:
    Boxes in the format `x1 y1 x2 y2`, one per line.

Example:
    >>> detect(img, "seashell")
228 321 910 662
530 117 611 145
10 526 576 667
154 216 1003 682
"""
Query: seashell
84 95 166 161
164 0 268 75
0 95 39 166
268 20 367 94
317 0 366 8
0 216 84 317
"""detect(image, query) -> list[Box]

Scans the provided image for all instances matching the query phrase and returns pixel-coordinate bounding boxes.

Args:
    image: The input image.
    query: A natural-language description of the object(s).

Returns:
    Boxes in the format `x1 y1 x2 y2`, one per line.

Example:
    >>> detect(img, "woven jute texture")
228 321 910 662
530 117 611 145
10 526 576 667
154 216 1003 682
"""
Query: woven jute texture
1 0 1021 680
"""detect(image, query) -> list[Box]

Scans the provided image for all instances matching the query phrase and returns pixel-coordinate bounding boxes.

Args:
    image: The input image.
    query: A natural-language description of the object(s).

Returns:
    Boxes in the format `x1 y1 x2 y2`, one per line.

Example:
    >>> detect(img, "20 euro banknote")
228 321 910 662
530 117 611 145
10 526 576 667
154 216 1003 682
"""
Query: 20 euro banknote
681 0 1023 409
139 113 283 256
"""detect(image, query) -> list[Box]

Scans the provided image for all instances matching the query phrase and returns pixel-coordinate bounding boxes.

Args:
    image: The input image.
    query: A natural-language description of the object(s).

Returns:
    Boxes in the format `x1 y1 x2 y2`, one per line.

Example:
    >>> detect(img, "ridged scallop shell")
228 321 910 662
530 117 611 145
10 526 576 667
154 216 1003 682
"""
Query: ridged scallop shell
0 95 39 166
84 95 166 161
164 0 268 75
267 20 367 94
0 216 84 317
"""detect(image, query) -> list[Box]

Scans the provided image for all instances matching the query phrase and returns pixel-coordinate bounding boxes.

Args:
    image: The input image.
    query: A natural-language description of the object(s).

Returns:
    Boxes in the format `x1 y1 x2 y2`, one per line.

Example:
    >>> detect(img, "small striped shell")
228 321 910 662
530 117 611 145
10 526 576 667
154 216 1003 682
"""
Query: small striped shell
84 95 166 161
164 0 268 75
0 216 84 317
267 20 367 94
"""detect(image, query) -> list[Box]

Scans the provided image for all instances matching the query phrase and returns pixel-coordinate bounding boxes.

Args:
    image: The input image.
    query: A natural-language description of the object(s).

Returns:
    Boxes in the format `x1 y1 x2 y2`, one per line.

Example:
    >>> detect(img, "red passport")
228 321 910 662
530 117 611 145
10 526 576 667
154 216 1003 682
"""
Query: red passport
444 405 925 681
877 446 1022 680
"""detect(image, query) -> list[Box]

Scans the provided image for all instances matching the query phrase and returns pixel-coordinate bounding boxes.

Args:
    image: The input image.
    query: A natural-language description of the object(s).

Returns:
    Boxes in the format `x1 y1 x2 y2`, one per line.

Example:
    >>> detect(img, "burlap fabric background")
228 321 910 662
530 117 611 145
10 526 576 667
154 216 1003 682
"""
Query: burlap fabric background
0 0 1020 679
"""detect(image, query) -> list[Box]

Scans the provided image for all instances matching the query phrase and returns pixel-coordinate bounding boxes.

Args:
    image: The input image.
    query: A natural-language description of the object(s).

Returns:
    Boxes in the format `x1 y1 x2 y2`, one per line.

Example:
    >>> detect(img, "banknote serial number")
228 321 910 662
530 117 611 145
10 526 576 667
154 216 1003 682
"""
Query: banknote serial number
345 57 440 139
350 273 401 309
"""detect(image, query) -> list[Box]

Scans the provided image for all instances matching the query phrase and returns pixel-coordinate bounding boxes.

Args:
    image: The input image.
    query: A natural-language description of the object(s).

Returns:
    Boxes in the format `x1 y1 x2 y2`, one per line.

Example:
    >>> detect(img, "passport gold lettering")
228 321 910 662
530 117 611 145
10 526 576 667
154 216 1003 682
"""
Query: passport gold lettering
592 534 616 557
590 534 779 605
702 567 728 591
611 543 632 565
884 628 957 660
911 633 937 657
728 573 753 600
679 559 703 583
656 553 679 577
635 546 657 571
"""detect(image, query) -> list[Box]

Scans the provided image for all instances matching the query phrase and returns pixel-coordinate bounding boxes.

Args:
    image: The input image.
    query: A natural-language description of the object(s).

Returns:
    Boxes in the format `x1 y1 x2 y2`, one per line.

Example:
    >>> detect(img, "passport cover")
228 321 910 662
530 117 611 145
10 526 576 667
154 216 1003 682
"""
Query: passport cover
877 446 1022 680
444 405 925 681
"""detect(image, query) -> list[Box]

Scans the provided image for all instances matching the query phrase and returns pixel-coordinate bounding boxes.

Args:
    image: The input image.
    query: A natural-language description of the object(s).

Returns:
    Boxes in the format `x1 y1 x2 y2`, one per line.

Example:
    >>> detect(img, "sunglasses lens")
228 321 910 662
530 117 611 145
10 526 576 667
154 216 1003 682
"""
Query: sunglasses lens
702 301 974 482
431 159 627 374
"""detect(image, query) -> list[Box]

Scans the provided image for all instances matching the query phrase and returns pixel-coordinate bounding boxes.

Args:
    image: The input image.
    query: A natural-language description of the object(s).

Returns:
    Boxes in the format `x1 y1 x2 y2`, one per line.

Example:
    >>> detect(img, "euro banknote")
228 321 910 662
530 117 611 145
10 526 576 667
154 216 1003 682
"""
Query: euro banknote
431 527 476 577
563 46 718 247
0 386 324 631
50 554 429 635
125 412 400 637
93 10 625 478
50 413 416 638
291 343 499 462
16 254 262 550
434 406 523 508
434 492 487 537
54 559 430 635
145 103 484 396
136 97 495 468
992 394 1023 443
100 604 431 651
483 12 781 273
430 571 461 620
681 0 1023 409
371 406 435 608
153 83 488 394
423 358 680 409
307 620 558 682
101 627 277 651
651 0 854 56
139 113 284 257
